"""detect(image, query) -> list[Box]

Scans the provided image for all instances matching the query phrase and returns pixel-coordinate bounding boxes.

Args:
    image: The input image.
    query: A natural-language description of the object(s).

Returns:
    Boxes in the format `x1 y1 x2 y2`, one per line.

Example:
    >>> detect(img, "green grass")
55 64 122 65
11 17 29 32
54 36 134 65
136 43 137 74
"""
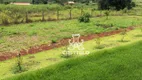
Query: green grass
0 28 141 79
0 16 142 53
5 40 142 80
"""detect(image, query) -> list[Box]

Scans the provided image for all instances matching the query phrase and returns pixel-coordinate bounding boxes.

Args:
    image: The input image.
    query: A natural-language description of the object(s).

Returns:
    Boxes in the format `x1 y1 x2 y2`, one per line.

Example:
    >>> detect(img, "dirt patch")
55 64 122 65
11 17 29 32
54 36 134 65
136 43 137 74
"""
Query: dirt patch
0 27 134 61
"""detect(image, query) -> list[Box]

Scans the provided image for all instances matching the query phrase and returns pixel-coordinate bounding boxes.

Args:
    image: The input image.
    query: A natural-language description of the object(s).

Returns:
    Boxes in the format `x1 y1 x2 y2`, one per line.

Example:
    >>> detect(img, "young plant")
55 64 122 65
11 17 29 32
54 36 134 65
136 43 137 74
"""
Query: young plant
78 13 91 23
52 39 57 43
61 45 73 58
140 26 142 32
120 29 127 42
95 36 105 49
13 53 25 73
104 10 110 20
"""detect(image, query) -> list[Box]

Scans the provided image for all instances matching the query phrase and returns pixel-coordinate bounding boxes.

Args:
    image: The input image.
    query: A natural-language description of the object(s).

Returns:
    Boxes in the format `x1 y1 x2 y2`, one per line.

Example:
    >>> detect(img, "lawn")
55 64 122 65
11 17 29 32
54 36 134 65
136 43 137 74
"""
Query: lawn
0 16 142 54
4 38 142 80
0 27 141 79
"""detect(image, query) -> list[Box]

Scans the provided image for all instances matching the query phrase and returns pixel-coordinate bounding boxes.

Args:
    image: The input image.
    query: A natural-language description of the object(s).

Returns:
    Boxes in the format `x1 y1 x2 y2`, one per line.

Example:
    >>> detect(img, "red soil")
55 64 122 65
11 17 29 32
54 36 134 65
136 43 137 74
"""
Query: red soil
0 27 134 61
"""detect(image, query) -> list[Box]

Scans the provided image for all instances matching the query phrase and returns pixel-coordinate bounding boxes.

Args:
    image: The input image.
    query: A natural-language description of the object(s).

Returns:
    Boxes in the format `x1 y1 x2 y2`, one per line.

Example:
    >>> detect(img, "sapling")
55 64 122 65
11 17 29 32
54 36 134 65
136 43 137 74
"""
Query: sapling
95 37 101 46
17 53 23 72
61 45 73 58
95 36 104 49
104 10 110 20
120 29 127 42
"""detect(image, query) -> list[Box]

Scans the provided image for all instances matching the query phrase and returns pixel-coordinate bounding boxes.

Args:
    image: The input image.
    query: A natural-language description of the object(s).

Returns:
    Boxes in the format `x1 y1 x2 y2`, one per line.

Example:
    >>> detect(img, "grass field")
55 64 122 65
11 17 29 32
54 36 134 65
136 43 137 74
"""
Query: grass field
0 27 141 79
0 16 142 53
0 0 142 79
4 40 142 80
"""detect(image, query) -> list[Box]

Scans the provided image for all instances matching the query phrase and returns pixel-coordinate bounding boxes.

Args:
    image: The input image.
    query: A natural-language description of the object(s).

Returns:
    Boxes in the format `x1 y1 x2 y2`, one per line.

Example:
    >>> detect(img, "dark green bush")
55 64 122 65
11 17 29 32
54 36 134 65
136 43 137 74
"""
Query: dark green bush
52 39 57 43
78 13 91 23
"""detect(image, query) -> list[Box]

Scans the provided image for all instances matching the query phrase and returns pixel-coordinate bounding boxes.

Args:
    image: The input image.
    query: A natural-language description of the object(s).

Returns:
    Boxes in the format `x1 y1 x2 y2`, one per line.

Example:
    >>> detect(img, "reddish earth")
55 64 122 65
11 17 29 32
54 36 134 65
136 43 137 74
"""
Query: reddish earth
0 27 134 61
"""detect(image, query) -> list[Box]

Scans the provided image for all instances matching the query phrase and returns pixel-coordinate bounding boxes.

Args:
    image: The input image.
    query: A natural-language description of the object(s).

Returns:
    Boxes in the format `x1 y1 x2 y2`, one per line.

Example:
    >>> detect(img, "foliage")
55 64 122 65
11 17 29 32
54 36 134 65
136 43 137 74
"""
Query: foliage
32 0 48 4
0 10 10 25
52 39 57 43
61 45 74 58
94 36 105 49
104 10 110 19
120 29 127 42
12 53 26 73
78 13 91 23
98 0 136 10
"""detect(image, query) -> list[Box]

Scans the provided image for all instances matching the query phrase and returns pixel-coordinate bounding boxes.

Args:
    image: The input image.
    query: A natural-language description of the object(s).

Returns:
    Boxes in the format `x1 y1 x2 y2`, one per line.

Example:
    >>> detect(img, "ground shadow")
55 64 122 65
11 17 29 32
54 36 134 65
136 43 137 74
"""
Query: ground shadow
118 40 130 43
135 34 142 37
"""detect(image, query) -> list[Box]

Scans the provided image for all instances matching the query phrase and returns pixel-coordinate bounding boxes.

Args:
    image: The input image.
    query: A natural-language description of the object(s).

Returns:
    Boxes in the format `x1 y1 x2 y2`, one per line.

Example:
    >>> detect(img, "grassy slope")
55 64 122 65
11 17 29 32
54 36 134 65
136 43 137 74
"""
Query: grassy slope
5 40 142 80
0 28 141 79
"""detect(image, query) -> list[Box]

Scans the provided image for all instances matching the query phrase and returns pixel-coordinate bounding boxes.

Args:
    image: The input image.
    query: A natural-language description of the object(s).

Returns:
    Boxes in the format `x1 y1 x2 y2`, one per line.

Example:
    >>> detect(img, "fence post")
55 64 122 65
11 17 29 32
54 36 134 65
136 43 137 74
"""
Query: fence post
91 9 93 17
25 12 28 23
57 10 59 20
69 9 72 19
100 10 102 16
42 11 45 21
81 9 83 16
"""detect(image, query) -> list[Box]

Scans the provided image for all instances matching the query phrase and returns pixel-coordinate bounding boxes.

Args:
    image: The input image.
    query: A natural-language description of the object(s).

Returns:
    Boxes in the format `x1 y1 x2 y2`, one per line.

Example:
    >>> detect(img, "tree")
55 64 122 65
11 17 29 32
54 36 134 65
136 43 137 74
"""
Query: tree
98 0 135 10
32 0 48 4
0 0 3 4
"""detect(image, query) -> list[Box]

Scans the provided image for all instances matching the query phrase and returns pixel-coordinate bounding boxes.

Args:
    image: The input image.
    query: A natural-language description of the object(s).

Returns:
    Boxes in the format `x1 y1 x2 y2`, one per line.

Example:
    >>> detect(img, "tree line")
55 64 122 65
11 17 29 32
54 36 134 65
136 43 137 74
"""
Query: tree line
0 0 136 10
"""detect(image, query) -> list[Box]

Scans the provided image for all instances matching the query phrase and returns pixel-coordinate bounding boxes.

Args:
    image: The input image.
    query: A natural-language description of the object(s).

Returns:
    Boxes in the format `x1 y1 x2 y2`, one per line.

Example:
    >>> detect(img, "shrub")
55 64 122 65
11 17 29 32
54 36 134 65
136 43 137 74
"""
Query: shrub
120 29 127 42
12 53 26 73
78 13 91 23
104 10 110 20
94 36 105 49
61 46 74 58
52 39 57 43
0 10 10 25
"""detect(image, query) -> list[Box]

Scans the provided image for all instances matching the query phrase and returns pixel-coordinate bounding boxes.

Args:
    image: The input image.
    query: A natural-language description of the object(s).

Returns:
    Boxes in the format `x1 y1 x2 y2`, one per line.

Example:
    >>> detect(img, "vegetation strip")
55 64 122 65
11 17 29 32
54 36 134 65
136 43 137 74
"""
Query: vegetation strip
0 27 133 61
5 40 142 80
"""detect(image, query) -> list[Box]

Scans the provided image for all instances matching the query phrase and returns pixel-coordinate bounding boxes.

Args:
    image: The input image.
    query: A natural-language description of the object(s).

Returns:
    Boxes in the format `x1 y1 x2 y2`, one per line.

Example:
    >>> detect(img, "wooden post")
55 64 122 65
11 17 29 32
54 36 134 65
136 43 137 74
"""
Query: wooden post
42 11 45 21
57 10 59 20
81 9 83 16
91 9 93 17
25 12 28 23
69 9 72 19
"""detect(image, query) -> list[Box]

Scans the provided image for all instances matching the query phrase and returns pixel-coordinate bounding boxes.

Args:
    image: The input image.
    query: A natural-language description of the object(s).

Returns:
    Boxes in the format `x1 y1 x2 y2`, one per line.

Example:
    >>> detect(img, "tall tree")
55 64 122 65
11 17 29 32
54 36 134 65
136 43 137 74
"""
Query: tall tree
98 0 135 10
0 0 3 4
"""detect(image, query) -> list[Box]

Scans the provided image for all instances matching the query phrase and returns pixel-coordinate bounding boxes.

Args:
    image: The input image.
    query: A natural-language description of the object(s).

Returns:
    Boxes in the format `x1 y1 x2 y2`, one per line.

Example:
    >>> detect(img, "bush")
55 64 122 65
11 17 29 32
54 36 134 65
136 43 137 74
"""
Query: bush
104 10 110 19
120 29 127 42
78 13 91 23
98 0 135 10
52 39 57 43
94 36 105 49
0 10 10 25
61 46 74 58
12 53 26 73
